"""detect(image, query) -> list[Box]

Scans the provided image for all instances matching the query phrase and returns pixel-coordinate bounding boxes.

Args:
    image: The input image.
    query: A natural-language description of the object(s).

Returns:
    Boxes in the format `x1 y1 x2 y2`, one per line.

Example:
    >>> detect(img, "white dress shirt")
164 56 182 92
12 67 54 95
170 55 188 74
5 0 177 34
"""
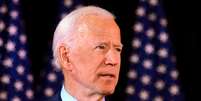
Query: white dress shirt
60 85 105 101
61 85 77 101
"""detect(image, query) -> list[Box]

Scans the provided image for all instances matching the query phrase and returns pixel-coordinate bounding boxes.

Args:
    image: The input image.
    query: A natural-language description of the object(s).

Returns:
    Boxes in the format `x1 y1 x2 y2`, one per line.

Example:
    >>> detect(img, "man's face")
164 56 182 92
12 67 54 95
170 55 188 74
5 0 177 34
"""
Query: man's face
68 15 122 95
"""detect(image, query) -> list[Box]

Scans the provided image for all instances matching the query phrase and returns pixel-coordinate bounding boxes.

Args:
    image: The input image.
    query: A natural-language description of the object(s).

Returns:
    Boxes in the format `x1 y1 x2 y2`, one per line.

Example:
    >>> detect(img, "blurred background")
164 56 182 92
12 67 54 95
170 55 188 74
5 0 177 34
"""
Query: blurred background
1 0 200 101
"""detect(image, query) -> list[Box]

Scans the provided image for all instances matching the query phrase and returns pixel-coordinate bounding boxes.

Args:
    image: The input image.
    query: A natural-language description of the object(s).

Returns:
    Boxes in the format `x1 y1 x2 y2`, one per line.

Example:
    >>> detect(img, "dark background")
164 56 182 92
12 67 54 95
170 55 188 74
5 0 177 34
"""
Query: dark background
20 0 200 101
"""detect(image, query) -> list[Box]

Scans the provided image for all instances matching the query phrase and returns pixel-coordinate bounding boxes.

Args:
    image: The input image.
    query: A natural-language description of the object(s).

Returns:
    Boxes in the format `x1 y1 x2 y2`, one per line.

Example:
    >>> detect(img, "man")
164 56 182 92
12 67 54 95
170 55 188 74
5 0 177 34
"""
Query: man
49 6 123 101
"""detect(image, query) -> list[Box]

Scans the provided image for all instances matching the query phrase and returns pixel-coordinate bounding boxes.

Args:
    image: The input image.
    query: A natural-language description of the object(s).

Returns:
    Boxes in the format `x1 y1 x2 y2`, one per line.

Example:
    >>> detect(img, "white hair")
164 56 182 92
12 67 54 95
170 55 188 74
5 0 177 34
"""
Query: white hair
52 6 115 68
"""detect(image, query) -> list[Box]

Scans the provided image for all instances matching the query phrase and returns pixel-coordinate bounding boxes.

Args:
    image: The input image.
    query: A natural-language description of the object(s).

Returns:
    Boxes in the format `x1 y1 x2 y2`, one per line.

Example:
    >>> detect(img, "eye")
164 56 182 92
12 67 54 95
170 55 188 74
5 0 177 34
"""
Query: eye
116 47 122 52
96 45 106 50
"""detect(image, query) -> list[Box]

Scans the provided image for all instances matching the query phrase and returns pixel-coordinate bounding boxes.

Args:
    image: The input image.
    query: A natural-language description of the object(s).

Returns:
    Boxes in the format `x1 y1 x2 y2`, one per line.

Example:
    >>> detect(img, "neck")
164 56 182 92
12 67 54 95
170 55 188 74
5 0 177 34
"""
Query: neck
64 77 105 101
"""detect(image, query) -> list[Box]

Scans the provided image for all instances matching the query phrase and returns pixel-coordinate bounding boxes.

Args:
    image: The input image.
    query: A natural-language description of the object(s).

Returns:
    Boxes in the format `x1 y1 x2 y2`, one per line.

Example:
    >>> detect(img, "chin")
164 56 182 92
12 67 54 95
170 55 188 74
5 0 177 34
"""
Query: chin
98 85 116 95
96 77 118 95
104 89 115 95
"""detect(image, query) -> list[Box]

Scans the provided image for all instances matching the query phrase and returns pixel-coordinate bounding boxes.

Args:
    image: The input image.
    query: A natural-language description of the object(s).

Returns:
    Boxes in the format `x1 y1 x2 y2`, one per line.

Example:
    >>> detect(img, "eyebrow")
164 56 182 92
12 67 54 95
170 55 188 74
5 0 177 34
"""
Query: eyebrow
113 43 123 47
97 42 123 48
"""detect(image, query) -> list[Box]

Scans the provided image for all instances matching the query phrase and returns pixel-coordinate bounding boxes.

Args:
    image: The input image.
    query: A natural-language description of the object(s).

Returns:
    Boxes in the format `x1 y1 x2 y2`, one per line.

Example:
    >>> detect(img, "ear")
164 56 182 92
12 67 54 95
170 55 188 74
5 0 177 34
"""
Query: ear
58 44 71 70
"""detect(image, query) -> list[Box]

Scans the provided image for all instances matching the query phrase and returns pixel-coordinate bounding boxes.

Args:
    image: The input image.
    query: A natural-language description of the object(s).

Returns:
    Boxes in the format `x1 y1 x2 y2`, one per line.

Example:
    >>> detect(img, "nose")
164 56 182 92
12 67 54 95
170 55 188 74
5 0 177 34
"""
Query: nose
105 49 120 66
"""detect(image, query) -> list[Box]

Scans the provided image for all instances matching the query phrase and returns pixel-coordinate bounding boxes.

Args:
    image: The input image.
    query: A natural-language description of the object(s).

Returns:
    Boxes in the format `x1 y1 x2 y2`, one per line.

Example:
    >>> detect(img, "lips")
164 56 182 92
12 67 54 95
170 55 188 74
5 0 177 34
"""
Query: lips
98 73 116 78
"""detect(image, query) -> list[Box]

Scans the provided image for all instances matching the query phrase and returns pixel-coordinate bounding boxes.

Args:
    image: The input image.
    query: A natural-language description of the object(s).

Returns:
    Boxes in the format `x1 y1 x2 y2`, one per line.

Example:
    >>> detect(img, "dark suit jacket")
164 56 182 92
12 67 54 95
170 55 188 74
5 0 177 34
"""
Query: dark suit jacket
45 92 110 101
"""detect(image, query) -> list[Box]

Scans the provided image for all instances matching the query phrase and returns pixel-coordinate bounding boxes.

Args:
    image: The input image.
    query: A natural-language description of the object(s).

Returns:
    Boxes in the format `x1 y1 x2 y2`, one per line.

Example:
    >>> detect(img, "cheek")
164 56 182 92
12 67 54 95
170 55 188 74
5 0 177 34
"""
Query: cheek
79 56 104 76
74 46 104 67
71 49 104 76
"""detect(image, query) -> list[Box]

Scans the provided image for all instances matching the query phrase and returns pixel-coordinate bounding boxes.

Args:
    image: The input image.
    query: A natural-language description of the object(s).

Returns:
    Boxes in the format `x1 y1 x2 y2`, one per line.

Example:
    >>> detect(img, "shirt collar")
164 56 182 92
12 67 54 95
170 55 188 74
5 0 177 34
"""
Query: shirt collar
60 85 106 101
60 85 77 101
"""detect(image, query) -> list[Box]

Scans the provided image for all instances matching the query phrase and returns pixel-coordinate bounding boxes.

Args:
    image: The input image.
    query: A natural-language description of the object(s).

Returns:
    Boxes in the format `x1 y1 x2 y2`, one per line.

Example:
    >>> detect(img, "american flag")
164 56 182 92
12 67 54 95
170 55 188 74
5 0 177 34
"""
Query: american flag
125 0 183 101
36 0 83 100
0 0 34 101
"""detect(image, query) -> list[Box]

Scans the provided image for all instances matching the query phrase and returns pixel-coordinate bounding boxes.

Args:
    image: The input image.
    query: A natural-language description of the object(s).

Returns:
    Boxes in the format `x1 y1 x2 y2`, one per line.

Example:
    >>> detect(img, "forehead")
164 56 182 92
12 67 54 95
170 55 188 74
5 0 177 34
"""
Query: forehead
77 15 121 42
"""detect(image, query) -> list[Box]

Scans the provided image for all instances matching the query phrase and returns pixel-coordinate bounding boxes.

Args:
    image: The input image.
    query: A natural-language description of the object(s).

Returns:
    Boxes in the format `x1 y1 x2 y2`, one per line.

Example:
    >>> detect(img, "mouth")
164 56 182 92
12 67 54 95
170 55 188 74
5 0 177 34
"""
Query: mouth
98 73 116 78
